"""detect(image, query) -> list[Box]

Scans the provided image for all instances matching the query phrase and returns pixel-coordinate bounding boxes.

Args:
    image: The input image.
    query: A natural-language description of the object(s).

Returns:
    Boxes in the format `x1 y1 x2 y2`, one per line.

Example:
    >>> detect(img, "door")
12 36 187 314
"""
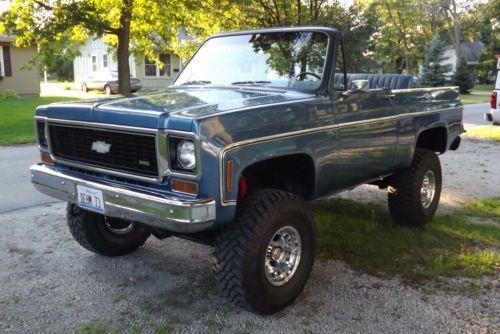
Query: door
333 90 398 188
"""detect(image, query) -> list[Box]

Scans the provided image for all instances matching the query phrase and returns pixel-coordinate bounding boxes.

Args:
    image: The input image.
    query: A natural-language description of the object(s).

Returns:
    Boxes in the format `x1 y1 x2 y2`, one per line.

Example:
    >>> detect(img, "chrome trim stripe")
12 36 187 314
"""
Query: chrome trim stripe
218 106 461 205
392 86 459 94
49 157 161 183
45 118 157 134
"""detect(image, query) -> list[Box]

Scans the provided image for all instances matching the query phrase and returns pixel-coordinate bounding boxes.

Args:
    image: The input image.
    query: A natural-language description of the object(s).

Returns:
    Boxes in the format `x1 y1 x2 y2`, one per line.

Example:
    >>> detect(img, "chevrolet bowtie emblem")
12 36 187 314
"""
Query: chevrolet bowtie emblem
91 141 112 154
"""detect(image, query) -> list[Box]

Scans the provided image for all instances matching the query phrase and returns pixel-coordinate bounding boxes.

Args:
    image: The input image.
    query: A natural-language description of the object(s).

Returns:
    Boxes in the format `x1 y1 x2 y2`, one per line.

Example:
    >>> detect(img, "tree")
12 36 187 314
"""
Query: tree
37 35 82 81
239 0 380 72
460 0 500 81
0 0 246 95
420 36 451 87
439 0 462 69
453 57 474 94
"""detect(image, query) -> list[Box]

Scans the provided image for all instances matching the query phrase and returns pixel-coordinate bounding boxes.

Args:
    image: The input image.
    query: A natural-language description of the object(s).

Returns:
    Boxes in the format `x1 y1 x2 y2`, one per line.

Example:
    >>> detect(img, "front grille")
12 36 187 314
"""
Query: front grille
48 124 158 178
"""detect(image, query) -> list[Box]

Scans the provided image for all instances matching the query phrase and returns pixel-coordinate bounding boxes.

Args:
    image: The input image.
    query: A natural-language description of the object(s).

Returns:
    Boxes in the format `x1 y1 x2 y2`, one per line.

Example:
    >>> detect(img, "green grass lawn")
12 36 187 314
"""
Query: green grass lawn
0 96 78 146
460 84 493 105
313 197 499 291
465 126 500 142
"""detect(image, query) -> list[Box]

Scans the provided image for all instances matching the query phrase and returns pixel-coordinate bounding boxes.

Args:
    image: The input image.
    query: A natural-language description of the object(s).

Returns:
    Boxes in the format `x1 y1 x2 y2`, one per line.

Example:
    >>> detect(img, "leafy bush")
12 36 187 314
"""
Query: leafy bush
0 89 19 100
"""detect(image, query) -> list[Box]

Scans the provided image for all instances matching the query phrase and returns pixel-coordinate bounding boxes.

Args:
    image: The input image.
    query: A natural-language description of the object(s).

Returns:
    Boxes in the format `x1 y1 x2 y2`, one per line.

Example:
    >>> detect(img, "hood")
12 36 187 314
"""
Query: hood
36 87 315 131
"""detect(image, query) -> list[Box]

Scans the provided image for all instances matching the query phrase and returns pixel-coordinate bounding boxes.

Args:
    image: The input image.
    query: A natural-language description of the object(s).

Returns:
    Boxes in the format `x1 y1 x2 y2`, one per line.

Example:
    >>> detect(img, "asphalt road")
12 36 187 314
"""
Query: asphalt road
0 103 491 214
462 102 490 128
0 145 58 214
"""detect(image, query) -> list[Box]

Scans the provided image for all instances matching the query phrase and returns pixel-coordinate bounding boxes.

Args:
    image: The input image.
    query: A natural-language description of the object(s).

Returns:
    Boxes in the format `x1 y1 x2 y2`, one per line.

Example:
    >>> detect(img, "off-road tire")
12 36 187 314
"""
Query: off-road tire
66 203 150 256
388 148 442 226
212 189 315 315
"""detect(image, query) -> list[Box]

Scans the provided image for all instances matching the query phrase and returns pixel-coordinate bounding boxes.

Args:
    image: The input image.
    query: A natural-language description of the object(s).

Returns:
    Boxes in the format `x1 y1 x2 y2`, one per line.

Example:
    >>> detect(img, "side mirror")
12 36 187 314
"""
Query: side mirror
341 79 370 97
351 79 370 92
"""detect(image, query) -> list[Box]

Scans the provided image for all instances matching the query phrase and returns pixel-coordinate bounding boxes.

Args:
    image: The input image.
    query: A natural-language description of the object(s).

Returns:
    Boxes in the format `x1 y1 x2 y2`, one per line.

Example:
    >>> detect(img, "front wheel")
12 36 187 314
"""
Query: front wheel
387 148 442 227
212 189 315 315
66 203 151 256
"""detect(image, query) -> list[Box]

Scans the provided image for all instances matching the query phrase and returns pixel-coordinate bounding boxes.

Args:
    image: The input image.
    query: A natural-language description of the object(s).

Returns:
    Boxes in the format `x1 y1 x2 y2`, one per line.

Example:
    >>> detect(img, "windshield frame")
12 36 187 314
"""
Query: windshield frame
172 27 336 94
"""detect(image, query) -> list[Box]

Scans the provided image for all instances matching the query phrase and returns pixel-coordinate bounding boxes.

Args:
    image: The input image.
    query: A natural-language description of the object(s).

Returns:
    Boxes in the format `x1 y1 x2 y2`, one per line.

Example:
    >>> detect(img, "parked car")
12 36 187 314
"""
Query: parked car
485 70 500 125
30 27 463 315
81 69 142 95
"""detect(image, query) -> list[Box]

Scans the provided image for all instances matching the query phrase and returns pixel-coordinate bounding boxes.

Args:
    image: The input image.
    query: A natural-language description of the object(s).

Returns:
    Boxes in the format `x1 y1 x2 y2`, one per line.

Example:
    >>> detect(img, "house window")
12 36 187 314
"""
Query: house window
91 54 97 72
0 46 4 77
102 54 108 68
144 53 172 77
145 57 157 77
159 54 171 77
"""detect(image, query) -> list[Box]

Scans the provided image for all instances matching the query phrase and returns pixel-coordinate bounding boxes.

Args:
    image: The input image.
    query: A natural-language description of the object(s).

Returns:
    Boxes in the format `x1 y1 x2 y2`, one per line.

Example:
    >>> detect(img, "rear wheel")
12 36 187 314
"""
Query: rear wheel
66 203 151 256
104 85 113 95
387 148 442 226
212 189 315 315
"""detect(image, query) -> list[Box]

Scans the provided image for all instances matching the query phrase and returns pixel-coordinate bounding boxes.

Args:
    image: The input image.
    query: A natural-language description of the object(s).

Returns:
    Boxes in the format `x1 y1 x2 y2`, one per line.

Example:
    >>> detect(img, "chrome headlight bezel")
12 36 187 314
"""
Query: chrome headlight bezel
167 135 198 175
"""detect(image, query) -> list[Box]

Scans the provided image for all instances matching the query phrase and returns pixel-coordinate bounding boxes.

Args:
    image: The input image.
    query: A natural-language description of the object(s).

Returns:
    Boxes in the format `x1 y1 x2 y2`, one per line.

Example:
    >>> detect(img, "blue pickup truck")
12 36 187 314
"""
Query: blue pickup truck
30 27 463 314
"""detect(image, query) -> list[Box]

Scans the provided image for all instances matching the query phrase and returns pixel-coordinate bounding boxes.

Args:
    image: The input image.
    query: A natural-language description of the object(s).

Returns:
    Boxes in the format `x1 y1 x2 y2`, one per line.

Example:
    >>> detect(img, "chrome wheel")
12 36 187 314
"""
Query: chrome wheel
264 226 302 286
104 218 134 235
421 170 436 209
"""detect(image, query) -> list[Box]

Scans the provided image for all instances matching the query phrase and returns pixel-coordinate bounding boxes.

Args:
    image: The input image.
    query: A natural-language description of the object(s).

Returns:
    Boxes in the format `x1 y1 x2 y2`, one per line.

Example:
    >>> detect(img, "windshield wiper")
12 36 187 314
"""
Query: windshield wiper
231 80 271 85
180 80 211 85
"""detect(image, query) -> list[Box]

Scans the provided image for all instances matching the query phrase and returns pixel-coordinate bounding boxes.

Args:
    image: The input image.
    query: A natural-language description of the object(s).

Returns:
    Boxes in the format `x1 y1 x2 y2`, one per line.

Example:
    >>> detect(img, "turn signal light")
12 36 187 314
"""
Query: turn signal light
41 152 54 164
491 91 497 109
171 179 198 195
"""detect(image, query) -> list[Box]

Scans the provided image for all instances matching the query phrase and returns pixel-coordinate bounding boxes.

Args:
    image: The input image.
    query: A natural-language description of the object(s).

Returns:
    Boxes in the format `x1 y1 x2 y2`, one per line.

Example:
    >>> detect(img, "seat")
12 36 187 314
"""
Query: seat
333 73 413 90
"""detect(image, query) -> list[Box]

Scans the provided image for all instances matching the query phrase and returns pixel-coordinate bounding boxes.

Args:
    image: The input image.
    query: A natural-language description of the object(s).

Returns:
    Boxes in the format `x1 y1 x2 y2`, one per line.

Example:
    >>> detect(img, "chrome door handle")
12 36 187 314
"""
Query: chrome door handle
382 94 395 99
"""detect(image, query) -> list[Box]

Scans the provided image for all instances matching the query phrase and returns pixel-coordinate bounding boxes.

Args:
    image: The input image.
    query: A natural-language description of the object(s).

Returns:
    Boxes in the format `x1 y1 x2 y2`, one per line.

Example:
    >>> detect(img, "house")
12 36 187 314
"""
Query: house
0 0 41 96
73 37 185 90
442 41 485 75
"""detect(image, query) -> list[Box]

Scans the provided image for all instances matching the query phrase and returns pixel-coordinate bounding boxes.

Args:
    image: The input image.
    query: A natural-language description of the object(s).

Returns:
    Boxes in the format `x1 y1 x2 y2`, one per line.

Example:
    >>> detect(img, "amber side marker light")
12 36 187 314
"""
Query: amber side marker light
171 179 198 196
41 152 54 164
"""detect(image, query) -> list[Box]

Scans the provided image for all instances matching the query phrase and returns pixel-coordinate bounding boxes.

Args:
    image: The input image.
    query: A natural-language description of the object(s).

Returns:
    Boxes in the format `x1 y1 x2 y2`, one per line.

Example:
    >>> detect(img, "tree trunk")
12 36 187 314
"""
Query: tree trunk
451 0 461 68
117 1 132 96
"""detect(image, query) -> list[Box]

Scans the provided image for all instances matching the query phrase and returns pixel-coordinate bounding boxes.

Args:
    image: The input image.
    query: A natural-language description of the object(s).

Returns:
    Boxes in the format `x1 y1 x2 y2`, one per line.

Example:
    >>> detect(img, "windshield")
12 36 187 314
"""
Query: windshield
174 31 329 90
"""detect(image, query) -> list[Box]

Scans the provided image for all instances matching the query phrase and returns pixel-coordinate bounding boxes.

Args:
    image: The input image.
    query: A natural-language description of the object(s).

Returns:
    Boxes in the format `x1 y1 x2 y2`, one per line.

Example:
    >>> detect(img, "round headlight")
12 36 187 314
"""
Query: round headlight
177 140 196 170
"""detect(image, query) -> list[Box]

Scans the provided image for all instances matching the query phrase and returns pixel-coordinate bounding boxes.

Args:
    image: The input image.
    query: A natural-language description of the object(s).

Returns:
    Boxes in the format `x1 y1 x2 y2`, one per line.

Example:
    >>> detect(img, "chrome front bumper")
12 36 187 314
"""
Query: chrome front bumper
30 164 216 233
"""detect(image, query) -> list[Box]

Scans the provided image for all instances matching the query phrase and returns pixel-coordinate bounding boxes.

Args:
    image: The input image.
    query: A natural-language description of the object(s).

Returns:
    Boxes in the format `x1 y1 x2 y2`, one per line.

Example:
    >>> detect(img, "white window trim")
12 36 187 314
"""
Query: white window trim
0 46 4 77
144 53 171 77
91 53 97 72
102 54 108 68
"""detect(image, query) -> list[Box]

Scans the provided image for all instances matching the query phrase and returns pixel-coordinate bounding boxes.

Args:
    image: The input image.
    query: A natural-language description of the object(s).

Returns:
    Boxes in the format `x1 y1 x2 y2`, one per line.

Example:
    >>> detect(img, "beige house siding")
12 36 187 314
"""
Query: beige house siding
0 45 40 96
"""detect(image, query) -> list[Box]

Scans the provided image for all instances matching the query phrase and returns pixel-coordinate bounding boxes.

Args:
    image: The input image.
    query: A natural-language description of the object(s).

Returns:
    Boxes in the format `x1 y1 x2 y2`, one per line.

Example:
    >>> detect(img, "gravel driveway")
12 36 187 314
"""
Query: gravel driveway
0 138 499 334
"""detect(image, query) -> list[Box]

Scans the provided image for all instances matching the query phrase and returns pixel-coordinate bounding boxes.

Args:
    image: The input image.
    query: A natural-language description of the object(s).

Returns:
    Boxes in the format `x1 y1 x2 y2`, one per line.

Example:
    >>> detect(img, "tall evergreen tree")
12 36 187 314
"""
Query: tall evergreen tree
420 36 452 87
453 57 475 94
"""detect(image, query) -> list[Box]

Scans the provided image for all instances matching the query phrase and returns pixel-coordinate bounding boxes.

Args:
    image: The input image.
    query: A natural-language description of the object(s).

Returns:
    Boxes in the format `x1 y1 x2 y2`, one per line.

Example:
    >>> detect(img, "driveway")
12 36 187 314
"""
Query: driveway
0 104 498 333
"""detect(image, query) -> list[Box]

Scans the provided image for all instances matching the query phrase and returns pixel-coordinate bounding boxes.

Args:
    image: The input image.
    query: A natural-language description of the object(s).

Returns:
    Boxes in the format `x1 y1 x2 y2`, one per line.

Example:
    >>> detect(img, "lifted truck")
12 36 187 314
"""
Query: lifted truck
30 27 463 314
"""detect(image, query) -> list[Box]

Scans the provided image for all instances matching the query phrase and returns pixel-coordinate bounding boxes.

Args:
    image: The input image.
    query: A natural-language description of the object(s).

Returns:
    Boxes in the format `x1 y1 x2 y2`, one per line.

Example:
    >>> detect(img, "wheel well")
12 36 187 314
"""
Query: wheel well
416 127 447 153
240 154 315 200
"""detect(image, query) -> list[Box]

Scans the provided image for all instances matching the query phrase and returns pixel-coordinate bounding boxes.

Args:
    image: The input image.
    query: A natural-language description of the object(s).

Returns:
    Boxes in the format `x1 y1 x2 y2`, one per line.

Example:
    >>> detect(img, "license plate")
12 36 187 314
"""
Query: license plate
76 185 105 214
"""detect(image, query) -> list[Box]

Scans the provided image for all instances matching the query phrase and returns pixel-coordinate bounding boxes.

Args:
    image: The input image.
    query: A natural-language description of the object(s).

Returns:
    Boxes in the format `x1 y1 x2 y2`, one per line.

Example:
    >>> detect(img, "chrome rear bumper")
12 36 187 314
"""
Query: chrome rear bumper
30 164 215 233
